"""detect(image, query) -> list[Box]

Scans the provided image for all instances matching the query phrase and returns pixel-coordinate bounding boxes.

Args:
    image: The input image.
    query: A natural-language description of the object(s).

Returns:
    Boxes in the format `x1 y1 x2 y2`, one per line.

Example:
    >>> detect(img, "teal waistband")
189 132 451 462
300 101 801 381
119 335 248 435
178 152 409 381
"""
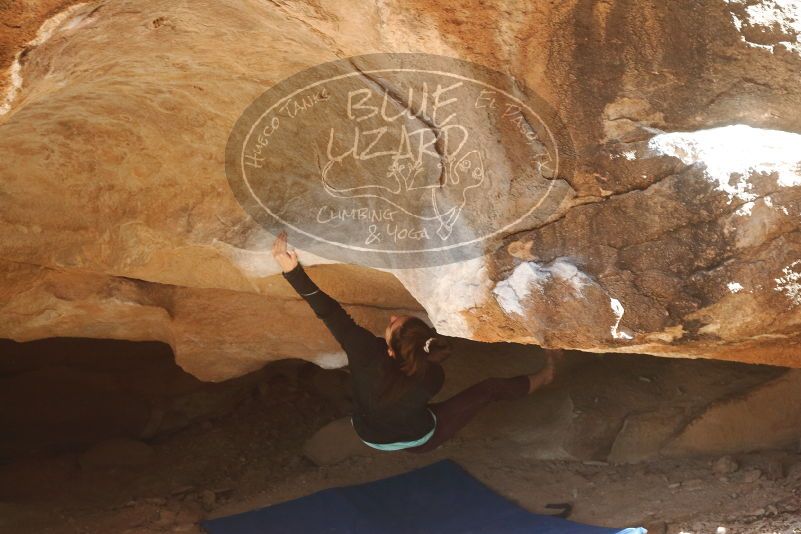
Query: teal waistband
354 409 437 451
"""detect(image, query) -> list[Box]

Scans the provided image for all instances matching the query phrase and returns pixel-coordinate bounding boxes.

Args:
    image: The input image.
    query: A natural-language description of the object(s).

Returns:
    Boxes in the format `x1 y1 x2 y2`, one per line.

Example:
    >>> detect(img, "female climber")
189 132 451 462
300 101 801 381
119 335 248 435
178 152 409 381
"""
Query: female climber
271 230 560 453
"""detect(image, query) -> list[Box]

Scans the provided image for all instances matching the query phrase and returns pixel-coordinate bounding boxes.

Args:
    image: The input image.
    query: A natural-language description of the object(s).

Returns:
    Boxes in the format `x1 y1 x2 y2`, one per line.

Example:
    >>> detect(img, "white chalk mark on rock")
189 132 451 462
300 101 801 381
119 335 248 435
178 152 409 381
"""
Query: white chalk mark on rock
0 60 23 117
735 202 755 216
725 0 801 55
492 258 592 317
0 2 89 117
612 150 637 160
727 281 744 293
549 259 592 296
382 256 491 339
211 237 338 278
610 298 633 340
774 260 801 305
492 262 549 317
648 125 801 207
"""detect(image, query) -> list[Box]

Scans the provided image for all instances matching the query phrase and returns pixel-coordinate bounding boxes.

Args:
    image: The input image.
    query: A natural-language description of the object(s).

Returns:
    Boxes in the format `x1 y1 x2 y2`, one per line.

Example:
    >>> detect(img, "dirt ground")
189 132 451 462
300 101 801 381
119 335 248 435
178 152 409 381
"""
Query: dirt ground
1 349 800 534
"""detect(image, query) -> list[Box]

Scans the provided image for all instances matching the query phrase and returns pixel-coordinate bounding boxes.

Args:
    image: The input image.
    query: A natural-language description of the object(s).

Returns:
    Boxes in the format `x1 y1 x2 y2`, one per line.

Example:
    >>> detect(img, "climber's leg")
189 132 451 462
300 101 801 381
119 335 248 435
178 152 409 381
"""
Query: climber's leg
404 375 530 453
404 350 560 453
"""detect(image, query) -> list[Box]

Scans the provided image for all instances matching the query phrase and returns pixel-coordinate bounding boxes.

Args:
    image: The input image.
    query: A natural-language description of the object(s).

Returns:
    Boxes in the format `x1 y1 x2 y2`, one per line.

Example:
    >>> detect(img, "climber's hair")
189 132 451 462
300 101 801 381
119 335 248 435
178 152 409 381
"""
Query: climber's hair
389 317 452 376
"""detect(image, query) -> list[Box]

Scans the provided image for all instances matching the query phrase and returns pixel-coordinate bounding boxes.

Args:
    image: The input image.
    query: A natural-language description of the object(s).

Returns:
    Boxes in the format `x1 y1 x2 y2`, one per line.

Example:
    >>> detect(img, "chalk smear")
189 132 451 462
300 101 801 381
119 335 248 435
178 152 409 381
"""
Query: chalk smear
648 125 801 213
727 281 744 293
610 297 634 340
492 258 592 317
0 2 89 116
774 261 801 305
725 0 801 55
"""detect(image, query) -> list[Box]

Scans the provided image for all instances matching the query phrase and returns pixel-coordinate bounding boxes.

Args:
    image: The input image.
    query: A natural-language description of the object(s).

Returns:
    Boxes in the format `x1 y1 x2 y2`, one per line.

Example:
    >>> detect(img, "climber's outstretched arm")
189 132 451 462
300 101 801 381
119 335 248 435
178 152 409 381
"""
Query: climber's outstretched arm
273 231 379 367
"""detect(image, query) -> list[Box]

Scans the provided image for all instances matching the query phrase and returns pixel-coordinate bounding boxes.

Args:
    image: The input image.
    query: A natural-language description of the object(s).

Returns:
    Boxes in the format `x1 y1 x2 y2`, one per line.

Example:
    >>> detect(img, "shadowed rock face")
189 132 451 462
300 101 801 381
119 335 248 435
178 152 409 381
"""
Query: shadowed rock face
0 0 799 380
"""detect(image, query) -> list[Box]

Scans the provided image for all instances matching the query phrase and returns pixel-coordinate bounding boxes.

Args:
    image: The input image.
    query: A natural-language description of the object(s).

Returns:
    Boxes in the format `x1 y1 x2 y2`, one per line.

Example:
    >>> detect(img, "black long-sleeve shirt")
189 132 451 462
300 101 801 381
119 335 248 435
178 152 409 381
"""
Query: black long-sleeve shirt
282 263 444 444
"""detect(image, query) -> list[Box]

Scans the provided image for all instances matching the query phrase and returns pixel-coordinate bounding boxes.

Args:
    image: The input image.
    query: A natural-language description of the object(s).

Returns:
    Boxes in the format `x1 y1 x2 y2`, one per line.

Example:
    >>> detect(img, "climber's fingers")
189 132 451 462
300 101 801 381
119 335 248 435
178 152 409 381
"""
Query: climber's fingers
272 230 287 257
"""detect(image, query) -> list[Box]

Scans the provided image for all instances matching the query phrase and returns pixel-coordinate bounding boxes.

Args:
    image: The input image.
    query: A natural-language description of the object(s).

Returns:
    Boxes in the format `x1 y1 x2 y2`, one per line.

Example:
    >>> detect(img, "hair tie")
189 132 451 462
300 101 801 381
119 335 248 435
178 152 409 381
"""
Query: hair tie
423 337 436 353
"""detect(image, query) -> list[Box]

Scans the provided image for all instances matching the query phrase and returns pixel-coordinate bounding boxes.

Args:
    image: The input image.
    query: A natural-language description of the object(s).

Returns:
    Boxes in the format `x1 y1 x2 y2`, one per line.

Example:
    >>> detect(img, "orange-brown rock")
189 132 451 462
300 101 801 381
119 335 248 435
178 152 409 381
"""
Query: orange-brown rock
1 0 799 380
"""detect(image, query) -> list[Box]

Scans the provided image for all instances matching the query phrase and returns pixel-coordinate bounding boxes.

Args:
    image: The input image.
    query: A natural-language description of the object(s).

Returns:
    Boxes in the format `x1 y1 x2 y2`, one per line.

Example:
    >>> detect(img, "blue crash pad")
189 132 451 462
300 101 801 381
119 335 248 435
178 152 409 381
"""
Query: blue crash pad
201 459 646 534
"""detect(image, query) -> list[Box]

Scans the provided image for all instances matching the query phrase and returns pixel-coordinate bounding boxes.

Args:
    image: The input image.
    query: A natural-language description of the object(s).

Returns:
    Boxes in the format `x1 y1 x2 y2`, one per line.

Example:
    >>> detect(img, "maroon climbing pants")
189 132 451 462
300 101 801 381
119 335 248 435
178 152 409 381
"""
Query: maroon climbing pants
403 375 530 453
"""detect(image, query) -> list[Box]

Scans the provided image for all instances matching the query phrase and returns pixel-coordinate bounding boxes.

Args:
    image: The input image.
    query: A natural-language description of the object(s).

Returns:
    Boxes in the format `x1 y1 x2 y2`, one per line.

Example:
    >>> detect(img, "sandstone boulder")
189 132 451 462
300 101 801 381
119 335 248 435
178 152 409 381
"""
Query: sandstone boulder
0 0 799 379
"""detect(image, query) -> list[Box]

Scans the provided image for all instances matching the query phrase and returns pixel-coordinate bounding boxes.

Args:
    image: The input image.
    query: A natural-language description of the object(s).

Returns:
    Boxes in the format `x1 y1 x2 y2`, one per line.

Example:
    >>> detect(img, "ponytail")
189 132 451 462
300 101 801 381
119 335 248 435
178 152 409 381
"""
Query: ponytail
389 317 452 376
